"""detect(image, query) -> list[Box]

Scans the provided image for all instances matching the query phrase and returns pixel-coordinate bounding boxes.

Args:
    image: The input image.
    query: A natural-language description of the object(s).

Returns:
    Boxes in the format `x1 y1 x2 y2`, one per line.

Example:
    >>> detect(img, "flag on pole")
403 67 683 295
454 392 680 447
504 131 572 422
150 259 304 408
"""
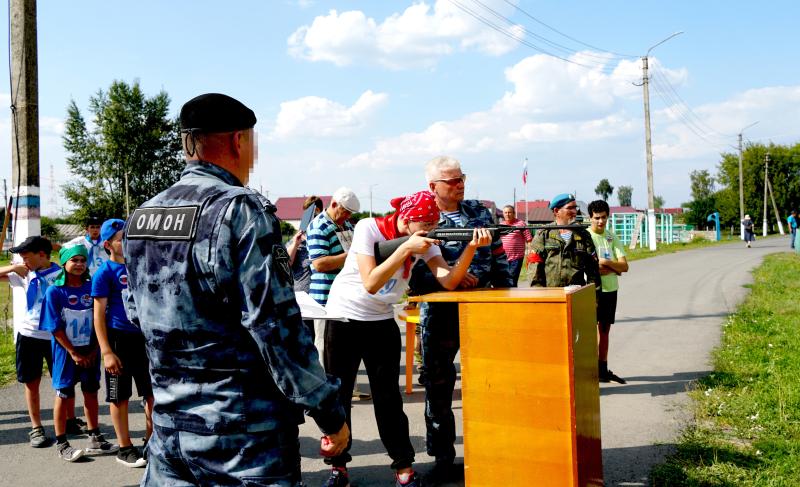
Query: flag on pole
522 157 528 184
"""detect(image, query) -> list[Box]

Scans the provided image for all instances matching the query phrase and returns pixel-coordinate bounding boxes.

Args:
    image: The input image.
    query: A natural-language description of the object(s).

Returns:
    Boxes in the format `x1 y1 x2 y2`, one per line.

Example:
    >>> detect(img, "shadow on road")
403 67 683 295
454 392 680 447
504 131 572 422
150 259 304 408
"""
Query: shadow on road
615 312 728 323
603 443 676 487
600 370 709 397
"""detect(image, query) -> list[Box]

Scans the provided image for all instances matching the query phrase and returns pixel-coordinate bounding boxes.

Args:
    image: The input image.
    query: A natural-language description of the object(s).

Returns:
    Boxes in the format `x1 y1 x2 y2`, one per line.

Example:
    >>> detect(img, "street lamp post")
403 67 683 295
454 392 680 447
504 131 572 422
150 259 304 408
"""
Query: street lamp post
738 121 758 240
369 184 378 217
641 31 683 251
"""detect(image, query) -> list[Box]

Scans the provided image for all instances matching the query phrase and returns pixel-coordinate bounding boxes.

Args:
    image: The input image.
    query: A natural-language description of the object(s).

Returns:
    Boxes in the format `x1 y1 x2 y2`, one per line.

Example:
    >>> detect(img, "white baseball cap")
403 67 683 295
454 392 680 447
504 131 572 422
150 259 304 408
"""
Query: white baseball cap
332 187 360 213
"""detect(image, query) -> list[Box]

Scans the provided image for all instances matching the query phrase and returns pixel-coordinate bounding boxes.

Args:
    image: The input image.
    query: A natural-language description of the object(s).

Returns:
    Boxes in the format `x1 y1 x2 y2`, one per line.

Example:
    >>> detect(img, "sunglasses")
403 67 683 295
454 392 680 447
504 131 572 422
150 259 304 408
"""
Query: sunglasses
434 174 467 186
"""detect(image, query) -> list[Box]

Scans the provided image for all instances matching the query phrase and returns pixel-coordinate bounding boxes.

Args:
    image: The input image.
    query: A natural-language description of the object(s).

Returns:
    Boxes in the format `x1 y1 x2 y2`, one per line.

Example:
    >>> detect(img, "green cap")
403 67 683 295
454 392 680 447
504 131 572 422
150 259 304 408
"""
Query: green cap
53 245 90 287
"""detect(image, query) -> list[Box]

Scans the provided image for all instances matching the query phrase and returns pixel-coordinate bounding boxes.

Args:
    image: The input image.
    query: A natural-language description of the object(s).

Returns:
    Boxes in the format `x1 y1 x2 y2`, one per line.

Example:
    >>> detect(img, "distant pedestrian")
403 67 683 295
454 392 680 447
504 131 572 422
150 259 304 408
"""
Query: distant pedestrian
787 210 797 248
500 205 532 286
743 214 755 248
588 200 628 384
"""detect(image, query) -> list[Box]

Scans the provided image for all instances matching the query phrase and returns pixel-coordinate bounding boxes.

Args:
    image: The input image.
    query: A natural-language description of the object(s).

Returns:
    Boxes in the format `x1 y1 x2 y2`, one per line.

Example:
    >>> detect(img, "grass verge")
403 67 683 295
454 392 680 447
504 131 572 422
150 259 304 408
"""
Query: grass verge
650 252 800 485
0 282 15 385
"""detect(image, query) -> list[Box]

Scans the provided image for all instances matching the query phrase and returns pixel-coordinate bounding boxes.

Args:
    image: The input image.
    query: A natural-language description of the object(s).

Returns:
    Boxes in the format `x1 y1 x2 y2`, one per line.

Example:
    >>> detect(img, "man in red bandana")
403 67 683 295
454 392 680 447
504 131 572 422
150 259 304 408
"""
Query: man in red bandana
323 191 491 487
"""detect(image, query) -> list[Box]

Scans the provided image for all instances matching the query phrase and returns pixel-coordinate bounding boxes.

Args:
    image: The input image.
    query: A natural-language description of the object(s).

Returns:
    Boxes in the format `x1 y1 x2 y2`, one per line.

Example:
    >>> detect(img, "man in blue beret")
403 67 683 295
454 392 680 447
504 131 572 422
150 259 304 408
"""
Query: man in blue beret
529 193 601 290
124 93 349 485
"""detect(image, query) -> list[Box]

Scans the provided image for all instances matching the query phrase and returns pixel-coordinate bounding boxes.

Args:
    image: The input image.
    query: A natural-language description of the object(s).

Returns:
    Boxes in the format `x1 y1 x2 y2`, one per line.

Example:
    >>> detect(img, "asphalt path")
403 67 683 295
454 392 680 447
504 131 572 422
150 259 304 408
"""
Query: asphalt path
0 236 786 486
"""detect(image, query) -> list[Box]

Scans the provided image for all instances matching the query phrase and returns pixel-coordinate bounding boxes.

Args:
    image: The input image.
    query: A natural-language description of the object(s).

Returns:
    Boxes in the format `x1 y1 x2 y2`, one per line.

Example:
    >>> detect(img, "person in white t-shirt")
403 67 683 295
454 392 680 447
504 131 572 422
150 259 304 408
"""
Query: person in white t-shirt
323 190 491 487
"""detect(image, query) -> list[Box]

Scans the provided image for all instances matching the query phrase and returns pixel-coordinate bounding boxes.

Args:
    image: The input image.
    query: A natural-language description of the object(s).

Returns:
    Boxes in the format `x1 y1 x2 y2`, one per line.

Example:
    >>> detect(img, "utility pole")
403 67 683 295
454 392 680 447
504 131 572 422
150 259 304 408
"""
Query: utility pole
762 153 769 237
368 184 378 217
10 0 40 239
10 0 40 334
640 32 683 251
737 121 759 240
767 178 784 235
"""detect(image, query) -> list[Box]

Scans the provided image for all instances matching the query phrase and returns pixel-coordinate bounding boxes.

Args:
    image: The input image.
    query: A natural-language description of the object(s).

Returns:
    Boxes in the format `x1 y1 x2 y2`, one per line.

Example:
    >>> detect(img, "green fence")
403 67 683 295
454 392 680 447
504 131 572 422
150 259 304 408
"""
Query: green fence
610 212 684 246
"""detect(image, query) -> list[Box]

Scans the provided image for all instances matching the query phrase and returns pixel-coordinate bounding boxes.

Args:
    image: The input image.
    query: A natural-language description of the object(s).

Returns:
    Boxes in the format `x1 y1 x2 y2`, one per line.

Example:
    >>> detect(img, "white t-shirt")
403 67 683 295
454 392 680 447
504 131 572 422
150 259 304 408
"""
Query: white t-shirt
326 218 441 321
8 262 61 340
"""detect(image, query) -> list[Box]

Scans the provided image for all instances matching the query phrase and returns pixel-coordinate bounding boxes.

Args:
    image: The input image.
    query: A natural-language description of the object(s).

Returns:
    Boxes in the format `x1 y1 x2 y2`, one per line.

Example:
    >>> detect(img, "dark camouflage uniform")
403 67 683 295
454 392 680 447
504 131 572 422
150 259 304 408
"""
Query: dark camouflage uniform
529 223 601 289
408 200 513 463
124 162 344 486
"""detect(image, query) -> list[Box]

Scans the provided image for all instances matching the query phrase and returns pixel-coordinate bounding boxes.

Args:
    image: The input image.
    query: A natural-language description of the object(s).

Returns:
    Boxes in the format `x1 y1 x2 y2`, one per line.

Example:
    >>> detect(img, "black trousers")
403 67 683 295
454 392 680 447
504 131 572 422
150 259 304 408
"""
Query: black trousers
419 302 460 463
323 318 415 470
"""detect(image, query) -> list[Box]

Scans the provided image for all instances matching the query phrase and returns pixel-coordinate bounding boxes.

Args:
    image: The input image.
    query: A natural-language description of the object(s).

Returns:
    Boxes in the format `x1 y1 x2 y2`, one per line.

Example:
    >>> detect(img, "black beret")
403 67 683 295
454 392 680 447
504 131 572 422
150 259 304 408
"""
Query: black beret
10 236 52 254
180 93 256 133
85 215 103 226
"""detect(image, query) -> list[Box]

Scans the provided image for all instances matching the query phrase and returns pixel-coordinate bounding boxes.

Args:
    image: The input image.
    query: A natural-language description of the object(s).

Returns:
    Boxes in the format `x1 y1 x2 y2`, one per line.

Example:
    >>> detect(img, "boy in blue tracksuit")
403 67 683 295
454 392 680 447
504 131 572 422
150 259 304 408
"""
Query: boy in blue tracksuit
40 245 118 462
93 219 153 468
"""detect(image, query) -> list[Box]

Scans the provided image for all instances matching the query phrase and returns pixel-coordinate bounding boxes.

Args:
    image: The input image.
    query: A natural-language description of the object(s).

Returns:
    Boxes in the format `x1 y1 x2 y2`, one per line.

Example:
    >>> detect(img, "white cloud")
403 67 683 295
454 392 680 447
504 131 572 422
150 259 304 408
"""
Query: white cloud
271 90 388 139
343 52 653 166
287 1 523 69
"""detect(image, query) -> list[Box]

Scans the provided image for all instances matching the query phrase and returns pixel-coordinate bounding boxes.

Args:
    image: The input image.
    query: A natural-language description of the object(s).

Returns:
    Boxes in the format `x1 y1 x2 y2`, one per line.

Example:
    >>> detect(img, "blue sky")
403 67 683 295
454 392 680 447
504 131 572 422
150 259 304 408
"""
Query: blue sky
1 1 798 216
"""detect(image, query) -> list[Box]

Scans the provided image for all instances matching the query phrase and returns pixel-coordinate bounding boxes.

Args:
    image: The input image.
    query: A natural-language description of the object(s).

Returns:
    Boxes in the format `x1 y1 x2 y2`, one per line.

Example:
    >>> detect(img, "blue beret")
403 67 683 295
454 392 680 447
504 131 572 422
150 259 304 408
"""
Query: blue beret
180 93 256 133
549 193 576 210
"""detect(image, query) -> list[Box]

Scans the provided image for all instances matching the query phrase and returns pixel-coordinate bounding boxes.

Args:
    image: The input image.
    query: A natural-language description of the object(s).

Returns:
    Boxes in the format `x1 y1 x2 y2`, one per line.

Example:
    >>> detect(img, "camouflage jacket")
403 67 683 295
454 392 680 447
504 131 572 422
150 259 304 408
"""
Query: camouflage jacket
409 200 514 330
529 223 601 289
123 162 344 436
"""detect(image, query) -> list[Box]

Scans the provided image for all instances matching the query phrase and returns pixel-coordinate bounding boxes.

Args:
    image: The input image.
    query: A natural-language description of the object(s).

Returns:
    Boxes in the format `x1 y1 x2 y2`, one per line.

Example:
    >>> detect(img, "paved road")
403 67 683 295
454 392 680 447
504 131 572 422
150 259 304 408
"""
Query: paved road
0 237 786 486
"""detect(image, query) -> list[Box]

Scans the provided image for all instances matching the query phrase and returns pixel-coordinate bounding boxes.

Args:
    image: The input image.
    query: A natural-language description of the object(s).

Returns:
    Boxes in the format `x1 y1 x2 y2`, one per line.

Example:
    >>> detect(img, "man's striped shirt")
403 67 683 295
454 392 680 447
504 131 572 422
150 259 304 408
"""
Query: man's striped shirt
499 218 532 261
307 211 353 305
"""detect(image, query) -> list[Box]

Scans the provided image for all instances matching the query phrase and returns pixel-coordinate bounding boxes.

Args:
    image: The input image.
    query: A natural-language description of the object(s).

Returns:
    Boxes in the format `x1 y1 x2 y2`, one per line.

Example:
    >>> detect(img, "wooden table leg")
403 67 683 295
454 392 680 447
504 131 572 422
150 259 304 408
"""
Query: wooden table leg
405 321 416 395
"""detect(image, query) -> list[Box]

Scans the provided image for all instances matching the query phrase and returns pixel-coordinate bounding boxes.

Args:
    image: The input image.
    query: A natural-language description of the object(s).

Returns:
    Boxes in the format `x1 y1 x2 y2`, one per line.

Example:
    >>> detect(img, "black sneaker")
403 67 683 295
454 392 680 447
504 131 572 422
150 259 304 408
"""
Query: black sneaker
116 445 147 468
66 417 87 435
600 369 627 384
323 468 351 487
29 426 51 448
56 441 84 462
396 471 423 487
85 432 119 454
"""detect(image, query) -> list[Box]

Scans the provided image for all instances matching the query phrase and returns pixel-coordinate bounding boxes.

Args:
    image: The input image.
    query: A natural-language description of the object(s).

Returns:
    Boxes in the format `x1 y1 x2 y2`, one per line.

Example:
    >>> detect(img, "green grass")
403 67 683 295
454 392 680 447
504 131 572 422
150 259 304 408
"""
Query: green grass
650 252 800 486
0 283 15 386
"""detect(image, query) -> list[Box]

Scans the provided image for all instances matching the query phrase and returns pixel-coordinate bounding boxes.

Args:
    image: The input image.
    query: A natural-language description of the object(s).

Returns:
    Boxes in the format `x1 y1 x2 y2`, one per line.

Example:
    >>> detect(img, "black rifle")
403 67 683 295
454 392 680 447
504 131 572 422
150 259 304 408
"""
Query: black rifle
374 223 587 265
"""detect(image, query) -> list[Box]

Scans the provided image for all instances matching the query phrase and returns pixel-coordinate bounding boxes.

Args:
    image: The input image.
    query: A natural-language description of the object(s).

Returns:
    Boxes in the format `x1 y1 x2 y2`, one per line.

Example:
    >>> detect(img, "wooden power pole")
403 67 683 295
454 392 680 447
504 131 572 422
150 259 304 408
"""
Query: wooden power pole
10 0 41 240
9 0 40 330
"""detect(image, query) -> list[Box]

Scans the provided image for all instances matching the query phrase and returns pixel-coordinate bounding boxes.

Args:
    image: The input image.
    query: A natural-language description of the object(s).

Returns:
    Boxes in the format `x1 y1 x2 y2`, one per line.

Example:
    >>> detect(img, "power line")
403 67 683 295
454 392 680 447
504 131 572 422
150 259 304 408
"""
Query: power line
648 76 729 151
466 0 627 63
499 0 638 58
651 68 732 138
448 0 617 74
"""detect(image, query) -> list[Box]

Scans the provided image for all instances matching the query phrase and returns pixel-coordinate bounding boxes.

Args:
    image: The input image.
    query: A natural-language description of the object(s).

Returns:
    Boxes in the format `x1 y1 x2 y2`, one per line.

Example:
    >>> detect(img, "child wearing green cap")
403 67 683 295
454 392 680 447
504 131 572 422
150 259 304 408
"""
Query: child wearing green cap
39 245 118 462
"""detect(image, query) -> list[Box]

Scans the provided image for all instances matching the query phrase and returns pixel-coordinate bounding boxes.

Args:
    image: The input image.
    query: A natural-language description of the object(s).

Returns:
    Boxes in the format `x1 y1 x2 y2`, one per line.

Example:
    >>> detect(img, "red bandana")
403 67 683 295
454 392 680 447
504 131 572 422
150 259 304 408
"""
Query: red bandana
374 191 439 278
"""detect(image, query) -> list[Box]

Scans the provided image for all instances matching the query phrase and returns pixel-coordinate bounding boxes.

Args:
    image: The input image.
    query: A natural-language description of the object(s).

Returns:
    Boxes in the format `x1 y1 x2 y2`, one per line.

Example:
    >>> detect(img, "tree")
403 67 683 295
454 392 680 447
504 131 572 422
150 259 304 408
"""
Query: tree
683 169 717 227
594 179 614 201
653 195 665 209
617 185 633 207
715 142 800 228
689 170 715 200
62 80 184 222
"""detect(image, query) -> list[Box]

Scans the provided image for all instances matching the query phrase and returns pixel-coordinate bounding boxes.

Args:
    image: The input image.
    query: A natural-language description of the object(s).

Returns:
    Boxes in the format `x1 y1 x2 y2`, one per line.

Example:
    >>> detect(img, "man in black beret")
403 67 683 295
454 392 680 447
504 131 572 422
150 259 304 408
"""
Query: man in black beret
124 93 349 485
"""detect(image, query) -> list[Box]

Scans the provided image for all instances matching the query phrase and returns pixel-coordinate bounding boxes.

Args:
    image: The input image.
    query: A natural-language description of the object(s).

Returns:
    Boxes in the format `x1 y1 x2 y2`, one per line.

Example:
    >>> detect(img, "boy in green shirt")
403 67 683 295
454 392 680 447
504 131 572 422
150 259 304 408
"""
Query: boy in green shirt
588 200 629 384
